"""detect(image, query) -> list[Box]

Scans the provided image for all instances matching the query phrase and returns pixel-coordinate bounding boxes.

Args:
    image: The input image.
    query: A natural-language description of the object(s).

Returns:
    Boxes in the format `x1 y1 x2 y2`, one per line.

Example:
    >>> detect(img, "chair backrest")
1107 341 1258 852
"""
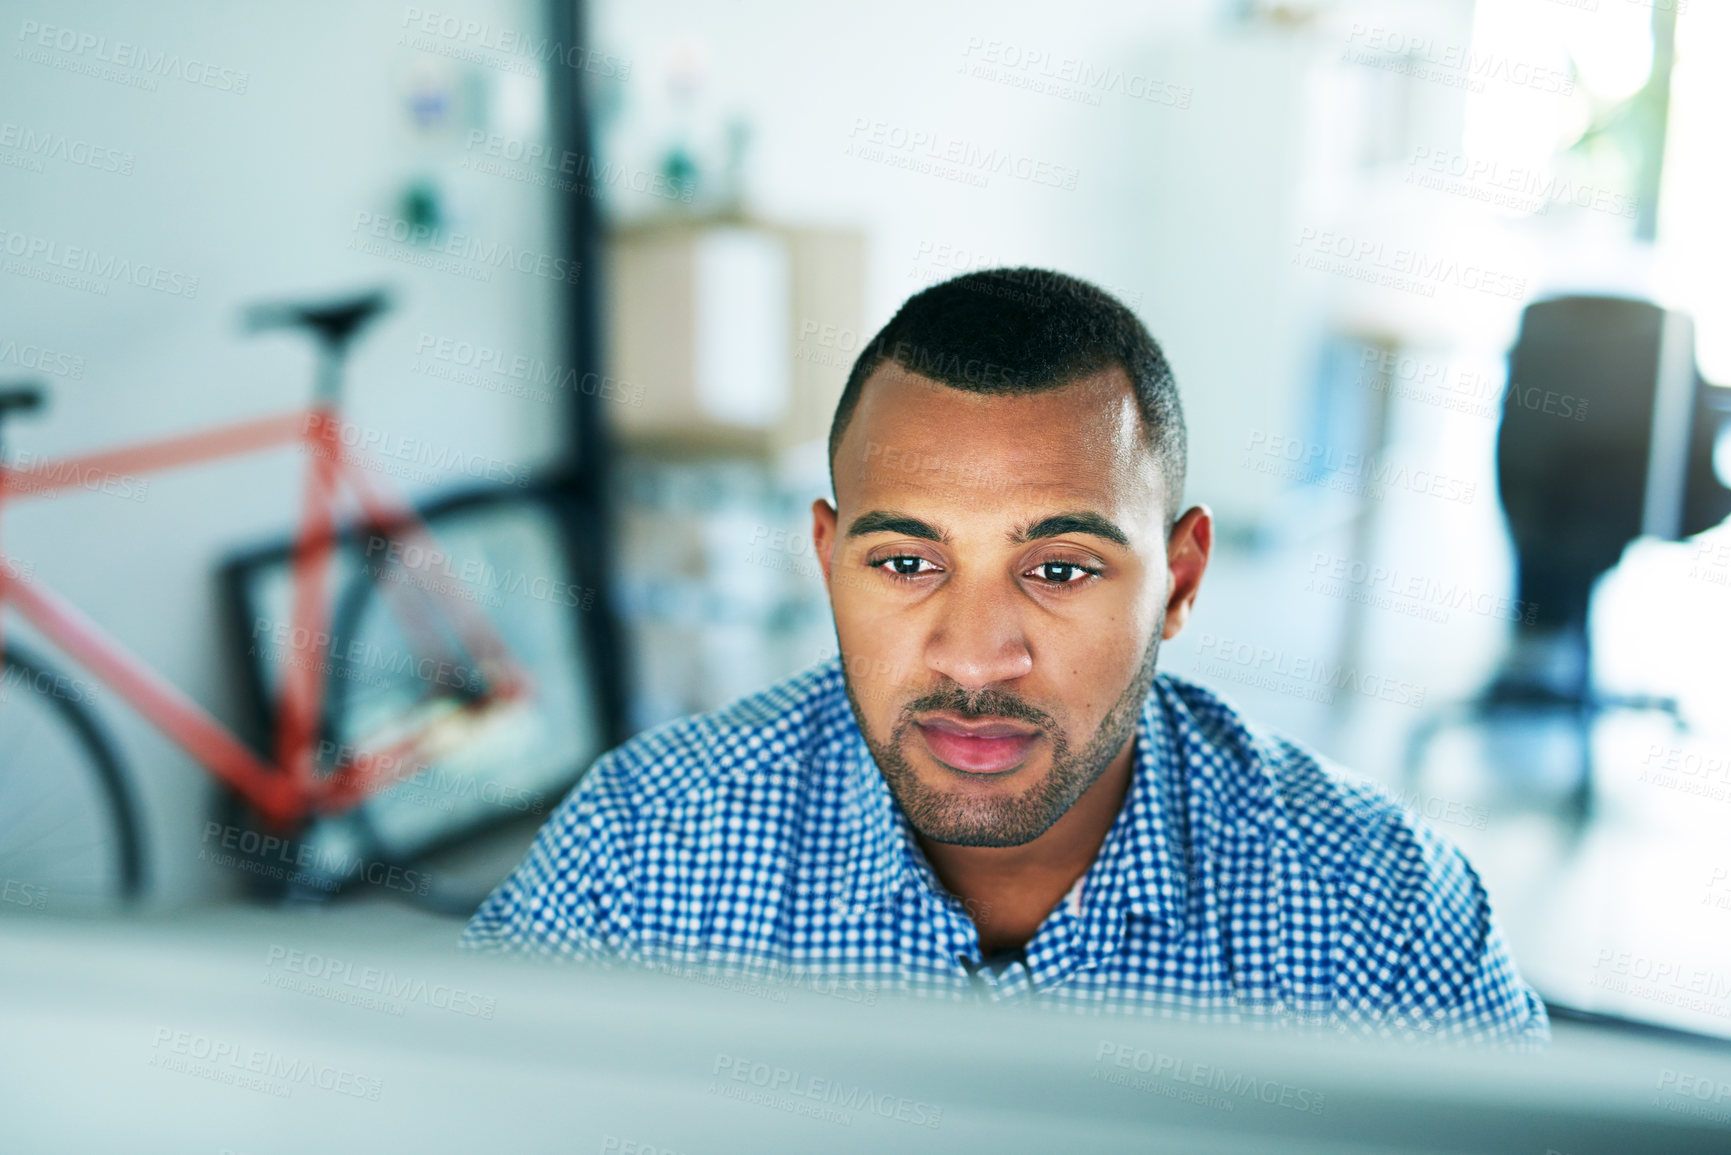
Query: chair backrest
1497 295 1729 630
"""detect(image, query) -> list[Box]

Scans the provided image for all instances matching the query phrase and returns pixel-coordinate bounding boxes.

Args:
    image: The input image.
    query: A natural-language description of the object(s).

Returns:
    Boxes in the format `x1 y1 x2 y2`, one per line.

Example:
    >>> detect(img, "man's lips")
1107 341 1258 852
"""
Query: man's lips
915 715 1041 774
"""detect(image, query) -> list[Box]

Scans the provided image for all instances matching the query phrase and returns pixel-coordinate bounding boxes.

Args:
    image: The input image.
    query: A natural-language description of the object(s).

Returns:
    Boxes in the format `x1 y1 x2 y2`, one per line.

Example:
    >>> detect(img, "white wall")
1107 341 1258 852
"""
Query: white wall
590 0 1226 435
586 0 1476 525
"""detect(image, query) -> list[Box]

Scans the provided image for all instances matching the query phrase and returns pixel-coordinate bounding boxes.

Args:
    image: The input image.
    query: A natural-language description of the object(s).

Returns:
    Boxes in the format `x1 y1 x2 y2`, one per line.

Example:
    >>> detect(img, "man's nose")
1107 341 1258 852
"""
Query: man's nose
922 577 1033 691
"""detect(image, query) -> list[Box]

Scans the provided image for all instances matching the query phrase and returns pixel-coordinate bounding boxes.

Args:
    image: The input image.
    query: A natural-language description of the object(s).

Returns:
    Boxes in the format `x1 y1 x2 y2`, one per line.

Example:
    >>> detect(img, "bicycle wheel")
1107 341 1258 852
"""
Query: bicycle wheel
0 642 144 913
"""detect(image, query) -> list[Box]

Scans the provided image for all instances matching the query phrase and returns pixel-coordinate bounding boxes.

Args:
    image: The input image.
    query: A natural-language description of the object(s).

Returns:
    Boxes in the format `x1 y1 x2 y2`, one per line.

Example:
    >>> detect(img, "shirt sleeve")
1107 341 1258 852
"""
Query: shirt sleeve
458 751 638 961
1334 806 1551 1051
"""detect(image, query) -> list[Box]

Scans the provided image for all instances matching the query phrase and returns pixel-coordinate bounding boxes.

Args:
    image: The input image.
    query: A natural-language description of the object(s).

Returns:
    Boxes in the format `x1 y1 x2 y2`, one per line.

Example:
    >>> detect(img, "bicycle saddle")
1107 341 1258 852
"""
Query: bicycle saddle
243 289 394 350
0 383 45 419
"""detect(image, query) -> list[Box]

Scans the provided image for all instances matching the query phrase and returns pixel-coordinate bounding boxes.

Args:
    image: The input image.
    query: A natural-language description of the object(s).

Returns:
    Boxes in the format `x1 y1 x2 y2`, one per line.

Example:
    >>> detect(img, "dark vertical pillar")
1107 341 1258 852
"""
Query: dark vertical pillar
548 0 606 494
545 0 632 747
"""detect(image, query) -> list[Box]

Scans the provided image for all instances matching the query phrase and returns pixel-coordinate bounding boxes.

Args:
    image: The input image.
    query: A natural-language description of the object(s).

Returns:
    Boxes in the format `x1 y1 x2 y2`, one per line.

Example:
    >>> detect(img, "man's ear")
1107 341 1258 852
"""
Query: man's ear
811 498 838 589
1162 505 1213 640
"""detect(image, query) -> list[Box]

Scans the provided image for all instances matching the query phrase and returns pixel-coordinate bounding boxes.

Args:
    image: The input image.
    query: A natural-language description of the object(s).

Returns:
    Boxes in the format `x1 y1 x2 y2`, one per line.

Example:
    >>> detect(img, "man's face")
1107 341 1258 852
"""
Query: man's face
812 363 1210 848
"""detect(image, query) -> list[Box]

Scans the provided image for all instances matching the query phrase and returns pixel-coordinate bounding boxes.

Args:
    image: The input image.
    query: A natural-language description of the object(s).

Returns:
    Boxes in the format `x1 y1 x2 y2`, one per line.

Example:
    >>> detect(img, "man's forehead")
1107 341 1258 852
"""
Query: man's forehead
837 363 1161 511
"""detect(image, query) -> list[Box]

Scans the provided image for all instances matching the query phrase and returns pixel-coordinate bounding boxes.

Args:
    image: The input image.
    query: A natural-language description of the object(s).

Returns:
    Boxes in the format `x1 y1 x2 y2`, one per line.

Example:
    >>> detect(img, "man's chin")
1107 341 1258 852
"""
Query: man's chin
893 759 1059 847
902 800 1053 849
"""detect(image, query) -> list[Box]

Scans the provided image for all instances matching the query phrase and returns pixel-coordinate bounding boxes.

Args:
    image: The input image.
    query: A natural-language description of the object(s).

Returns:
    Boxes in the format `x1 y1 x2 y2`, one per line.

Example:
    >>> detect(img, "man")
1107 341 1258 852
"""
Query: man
463 267 1549 1049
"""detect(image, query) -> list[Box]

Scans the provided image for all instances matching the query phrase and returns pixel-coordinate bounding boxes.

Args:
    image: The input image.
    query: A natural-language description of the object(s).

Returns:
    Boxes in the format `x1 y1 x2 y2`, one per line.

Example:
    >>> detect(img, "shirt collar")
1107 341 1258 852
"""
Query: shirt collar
1076 686 1191 943
804 665 912 916
818 664 1192 938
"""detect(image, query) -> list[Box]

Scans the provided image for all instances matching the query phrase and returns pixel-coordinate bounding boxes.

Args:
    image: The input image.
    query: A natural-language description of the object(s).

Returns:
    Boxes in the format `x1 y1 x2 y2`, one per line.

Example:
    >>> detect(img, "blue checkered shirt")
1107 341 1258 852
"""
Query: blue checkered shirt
462 655 1549 1049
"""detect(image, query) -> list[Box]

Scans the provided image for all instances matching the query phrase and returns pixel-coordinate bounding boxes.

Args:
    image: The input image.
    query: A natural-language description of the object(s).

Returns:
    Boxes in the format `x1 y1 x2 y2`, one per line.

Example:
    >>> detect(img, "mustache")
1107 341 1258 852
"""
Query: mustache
902 684 1052 730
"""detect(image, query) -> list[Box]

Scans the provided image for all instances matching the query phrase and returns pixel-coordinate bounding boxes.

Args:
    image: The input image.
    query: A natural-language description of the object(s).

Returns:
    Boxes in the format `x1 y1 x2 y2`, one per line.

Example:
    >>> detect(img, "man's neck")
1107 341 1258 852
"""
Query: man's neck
915 739 1136 955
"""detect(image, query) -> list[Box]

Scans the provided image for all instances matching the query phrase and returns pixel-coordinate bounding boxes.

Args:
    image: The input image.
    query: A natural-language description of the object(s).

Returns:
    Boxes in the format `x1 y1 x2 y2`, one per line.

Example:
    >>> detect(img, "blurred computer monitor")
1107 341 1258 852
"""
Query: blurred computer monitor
2 909 1729 1154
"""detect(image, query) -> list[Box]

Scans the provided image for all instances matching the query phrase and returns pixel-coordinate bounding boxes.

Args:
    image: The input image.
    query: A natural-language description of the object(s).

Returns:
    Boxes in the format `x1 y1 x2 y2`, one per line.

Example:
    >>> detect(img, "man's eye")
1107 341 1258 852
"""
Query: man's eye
876 555 938 579
1029 561 1099 585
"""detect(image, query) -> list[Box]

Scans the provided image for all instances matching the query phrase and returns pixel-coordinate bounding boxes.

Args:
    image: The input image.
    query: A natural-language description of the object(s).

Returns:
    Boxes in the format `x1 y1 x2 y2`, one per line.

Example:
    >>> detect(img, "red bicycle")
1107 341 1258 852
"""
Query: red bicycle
0 290 593 914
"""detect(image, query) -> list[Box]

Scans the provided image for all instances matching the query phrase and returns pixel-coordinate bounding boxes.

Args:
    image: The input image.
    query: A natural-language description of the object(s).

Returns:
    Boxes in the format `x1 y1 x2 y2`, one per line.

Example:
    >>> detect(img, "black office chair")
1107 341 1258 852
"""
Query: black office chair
1405 296 1731 815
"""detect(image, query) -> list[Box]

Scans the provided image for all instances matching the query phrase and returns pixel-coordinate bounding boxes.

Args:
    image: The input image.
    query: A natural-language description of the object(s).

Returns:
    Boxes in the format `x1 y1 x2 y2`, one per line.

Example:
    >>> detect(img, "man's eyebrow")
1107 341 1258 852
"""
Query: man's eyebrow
1010 511 1130 548
846 510 948 542
844 509 1130 548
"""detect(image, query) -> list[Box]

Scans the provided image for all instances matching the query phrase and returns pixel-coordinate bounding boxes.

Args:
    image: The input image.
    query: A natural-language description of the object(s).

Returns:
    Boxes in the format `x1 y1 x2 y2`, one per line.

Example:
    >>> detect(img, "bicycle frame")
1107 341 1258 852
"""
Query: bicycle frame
0 404 529 830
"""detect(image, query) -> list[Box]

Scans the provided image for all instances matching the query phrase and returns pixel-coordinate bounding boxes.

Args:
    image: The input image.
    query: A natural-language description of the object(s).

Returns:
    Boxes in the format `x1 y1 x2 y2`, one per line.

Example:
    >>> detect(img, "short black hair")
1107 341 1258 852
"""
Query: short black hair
827 267 1187 527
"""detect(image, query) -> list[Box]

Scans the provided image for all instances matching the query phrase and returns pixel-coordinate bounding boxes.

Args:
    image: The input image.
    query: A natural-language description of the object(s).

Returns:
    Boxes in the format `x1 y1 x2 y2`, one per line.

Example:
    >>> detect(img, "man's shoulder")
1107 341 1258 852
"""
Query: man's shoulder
1152 672 1525 1020
1151 670 1456 887
582 655 848 819
461 656 849 953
